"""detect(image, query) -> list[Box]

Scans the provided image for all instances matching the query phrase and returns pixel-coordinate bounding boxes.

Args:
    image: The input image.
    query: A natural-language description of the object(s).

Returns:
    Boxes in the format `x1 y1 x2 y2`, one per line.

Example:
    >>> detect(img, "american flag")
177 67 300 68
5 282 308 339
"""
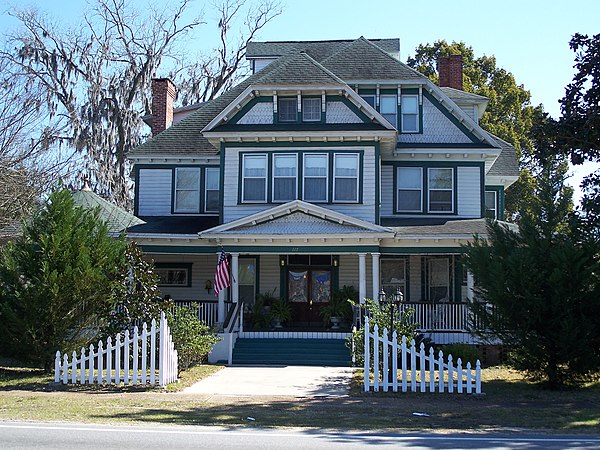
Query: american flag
214 249 230 296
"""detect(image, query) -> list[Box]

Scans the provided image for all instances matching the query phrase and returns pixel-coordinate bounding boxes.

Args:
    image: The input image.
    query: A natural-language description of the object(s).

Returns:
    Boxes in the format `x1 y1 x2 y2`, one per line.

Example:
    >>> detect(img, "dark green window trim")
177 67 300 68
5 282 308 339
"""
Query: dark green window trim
277 96 298 123
238 152 269 204
385 161 484 216
399 91 422 135
237 149 364 206
155 262 193 288
301 95 324 124
239 255 260 305
485 185 505 220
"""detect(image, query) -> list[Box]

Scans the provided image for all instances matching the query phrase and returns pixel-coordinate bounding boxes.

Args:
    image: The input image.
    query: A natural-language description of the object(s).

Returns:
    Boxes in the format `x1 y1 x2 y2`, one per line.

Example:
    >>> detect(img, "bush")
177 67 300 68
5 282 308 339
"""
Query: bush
348 298 418 366
166 305 220 371
440 343 481 366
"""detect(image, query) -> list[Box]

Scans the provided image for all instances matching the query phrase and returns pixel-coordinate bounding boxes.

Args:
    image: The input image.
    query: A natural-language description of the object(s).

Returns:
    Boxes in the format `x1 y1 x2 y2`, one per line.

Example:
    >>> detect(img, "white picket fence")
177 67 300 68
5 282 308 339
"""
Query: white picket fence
54 312 178 387
363 316 482 394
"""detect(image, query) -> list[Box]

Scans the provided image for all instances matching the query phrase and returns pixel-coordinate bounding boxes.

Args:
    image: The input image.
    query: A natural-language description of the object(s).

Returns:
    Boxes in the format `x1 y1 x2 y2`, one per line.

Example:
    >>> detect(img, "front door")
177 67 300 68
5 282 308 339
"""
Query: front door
288 268 331 326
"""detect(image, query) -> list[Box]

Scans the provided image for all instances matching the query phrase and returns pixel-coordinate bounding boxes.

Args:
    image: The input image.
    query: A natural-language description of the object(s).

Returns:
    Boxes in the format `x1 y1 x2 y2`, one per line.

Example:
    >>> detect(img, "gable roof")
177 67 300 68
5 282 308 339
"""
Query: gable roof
486 134 520 178
320 37 425 82
246 38 400 60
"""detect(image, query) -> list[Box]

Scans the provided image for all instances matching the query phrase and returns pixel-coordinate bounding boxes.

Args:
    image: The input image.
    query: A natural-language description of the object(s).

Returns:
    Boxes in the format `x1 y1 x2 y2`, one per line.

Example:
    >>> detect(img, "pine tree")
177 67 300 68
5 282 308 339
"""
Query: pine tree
464 157 600 388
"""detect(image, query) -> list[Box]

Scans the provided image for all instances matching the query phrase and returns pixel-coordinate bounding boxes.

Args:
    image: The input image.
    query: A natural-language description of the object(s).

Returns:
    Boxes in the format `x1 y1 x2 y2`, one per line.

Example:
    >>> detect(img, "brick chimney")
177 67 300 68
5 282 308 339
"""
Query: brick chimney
151 78 176 136
437 55 463 90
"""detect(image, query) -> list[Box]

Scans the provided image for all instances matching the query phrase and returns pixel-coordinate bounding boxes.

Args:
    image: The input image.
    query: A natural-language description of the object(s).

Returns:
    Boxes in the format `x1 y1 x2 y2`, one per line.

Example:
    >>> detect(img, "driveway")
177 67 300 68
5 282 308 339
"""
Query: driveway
183 365 354 397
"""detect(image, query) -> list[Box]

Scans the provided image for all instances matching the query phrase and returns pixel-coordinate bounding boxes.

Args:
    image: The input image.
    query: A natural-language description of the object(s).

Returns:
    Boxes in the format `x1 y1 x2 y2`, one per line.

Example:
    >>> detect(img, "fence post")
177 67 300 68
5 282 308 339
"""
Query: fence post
150 318 157 385
115 333 122 385
373 324 380 392
132 326 139 385
363 317 370 392
159 312 165 387
401 336 407 393
382 327 389 392
457 358 463 393
428 347 435 393
141 323 148 385
88 344 95 384
124 330 131 385
54 351 61 383
476 360 482 394
62 354 68 384
70 351 77 384
419 343 426 392
438 350 444 393
448 354 454 393
466 362 473 394
392 331 398 392
97 340 104 384
106 337 113 385
79 347 86 385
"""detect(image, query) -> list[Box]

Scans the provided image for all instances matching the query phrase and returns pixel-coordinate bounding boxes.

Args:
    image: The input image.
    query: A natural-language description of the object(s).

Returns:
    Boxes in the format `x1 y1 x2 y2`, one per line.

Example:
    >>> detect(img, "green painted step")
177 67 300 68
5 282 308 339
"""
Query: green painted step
232 338 351 366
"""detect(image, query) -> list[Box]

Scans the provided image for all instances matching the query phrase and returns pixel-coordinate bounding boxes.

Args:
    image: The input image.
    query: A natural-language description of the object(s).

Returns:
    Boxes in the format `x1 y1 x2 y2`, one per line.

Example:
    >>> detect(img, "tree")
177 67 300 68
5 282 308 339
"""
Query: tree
549 33 600 232
463 156 600 389
1 0 281 208
0 188 128 370
407 41 544 220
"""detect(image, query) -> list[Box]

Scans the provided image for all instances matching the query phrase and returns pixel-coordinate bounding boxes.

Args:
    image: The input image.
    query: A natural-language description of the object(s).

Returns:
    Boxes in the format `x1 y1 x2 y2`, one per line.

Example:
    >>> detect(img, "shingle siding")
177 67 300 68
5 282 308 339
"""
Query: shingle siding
237 102 274 124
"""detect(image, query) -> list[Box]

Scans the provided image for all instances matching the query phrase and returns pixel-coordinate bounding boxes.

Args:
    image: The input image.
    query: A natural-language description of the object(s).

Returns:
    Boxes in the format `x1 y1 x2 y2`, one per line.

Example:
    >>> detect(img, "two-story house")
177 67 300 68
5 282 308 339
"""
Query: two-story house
126 37 518 363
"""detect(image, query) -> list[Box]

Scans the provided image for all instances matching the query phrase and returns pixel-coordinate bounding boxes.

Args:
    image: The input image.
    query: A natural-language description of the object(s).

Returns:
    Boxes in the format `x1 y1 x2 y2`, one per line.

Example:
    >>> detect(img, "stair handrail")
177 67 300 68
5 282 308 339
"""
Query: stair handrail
222 299 243 334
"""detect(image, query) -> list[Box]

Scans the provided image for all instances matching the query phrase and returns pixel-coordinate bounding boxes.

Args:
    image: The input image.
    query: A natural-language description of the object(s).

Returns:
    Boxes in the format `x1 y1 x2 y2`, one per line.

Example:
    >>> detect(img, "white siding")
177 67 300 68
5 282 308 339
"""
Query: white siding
380 165 394 216
223 146 376 223
457 166 481 218
148 253 216 302
137 169 172 216
398 97 472 144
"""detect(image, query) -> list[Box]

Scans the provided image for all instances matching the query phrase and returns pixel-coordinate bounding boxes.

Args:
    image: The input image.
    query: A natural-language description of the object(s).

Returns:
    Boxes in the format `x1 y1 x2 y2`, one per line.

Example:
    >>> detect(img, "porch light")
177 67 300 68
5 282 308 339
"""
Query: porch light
378 288 386 304
279 256 286 267
205 280 212 294
332 256 339 267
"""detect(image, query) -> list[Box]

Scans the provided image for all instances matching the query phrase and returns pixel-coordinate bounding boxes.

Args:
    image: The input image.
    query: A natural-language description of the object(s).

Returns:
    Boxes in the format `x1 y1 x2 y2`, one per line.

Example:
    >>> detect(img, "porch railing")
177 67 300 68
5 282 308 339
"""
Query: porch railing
172 300 219 327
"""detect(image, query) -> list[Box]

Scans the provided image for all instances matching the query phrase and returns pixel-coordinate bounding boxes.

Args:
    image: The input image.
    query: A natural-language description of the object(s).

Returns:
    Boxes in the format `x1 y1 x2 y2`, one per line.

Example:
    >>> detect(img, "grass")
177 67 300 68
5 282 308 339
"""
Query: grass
0 362 599 433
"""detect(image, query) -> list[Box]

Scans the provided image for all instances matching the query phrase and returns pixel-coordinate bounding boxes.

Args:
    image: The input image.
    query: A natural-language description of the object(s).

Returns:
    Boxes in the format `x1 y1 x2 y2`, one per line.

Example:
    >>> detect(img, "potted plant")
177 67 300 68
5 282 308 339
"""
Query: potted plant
268 297 293 328
321 286 356 329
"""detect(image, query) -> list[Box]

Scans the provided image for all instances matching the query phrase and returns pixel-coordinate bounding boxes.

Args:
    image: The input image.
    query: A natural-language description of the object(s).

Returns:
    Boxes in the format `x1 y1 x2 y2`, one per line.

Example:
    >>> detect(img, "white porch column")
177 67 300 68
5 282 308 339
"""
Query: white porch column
218 289 226 323
371 252 380 302
231 253 239 304
467 271 475 301
358 253 367 304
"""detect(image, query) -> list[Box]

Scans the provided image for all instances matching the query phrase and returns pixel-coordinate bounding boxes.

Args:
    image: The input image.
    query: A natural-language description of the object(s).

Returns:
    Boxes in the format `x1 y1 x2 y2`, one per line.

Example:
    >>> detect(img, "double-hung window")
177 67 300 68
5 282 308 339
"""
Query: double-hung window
242 154 267 202
360 95 376 108
278 98 297 122
333 154 359 202
428 168 453 212
273 154 297 202
380 95 397 127
397 167 423 212
401 95 419 132
174 167 200 213
303 154 328 202
204 167 220 213
302 98 321 122
485 190 498 219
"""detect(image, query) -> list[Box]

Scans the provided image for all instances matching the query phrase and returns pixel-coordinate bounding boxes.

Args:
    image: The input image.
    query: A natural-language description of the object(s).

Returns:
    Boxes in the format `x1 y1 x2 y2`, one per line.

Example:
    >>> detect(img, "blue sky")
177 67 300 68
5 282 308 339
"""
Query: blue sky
1 0 598 199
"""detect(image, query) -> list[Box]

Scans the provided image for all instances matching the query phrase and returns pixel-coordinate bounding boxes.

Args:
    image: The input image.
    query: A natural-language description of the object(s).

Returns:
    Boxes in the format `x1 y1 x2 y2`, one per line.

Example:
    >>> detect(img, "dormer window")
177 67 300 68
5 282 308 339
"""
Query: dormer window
302 98 321 122
401 95 419 132
278 98 297 122
380 95 397 127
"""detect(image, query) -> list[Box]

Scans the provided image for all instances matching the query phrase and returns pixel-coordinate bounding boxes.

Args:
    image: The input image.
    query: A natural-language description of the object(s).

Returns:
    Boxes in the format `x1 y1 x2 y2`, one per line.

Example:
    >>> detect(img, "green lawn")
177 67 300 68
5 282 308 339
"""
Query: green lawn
1 363 599 433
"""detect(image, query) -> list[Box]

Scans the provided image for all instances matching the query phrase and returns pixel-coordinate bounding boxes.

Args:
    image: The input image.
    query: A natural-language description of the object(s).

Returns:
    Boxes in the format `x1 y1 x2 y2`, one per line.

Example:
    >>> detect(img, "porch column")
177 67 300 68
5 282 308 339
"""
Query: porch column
231 253 239 304
467 271 475 301
371 252 380 302
358 253 367 304
218 289 226 323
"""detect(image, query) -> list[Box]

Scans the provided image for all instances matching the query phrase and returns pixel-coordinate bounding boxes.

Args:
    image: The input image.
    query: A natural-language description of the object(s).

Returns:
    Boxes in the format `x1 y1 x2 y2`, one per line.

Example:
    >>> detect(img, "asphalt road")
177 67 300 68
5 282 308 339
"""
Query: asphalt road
1 422 600 449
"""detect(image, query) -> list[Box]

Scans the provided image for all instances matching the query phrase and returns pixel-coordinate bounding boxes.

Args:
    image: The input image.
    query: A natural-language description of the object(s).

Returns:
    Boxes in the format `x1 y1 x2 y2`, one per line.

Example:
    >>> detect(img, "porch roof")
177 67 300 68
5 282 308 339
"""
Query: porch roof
384 218 518 239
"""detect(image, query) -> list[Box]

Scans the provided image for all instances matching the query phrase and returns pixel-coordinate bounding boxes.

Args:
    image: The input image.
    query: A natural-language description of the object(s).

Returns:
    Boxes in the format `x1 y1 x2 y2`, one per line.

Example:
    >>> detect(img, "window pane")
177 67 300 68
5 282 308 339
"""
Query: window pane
304 178 327 201
429 258 449 301
175 168 200 189
302 98 321 121
278 98 297 122
176 190 199 211
274 178 296 201
335 178 357 201
402 114 418 132
274 155 296 177
243 179 266 201
397 167 421 189
205 168 219 189
335 154 357 176
381 259 406 297
304 155 327 176
402 95 418 113
205 190 219 212
429 168 452 189
380 96 396 113
361 95 375 107
398 190 421 211
244 155 266 177
429 190 453 211
311 270 331 303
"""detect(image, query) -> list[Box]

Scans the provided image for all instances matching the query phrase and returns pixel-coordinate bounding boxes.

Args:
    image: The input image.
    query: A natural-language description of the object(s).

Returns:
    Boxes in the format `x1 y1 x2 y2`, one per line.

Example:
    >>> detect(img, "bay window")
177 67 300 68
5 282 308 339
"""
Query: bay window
242 154 267 202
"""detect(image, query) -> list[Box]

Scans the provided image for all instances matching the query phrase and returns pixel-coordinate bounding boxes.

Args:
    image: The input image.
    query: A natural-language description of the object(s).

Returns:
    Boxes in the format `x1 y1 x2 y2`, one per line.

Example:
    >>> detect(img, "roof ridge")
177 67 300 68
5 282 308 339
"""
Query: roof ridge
354 37 427 80
297 51 347 85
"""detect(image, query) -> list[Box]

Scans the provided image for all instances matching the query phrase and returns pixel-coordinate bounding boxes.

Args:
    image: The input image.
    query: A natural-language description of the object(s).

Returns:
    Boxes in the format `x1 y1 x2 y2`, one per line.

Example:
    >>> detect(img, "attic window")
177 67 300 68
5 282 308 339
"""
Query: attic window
278 98 297 122
302 98 321 121
401 95 419 132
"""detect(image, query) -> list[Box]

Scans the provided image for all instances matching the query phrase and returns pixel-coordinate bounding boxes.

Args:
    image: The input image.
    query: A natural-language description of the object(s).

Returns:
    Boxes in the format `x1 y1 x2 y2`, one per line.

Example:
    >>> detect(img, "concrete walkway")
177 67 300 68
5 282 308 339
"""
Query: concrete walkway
183 365 354 397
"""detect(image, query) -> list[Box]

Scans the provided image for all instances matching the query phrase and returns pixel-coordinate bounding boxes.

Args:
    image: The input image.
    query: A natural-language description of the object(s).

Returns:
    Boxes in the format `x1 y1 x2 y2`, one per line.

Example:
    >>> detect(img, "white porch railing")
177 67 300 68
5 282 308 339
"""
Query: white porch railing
363 316 482 394
54 312 178 387
400 302 471 332
173 300 219 327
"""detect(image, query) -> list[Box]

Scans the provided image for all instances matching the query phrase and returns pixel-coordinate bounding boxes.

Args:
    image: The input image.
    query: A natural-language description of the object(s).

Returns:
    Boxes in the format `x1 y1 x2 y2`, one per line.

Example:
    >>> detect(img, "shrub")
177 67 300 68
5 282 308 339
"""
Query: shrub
440 343 481 366
166 305 220 371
